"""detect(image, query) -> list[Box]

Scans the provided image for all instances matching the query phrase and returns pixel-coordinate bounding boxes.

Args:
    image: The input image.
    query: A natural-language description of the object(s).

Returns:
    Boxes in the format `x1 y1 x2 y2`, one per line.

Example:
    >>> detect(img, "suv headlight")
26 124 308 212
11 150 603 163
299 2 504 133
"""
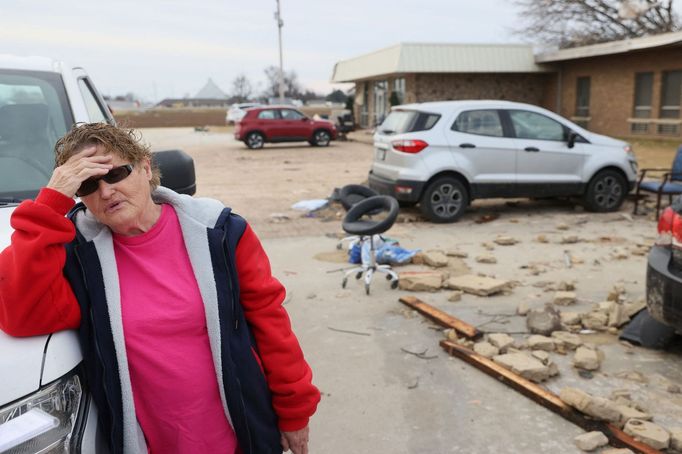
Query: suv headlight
0 371 85 453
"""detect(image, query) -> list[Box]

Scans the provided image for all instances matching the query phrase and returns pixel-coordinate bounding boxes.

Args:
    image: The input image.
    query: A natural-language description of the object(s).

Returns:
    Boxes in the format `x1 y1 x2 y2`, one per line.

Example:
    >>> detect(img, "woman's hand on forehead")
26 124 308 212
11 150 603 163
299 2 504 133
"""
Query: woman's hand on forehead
47 148 114 198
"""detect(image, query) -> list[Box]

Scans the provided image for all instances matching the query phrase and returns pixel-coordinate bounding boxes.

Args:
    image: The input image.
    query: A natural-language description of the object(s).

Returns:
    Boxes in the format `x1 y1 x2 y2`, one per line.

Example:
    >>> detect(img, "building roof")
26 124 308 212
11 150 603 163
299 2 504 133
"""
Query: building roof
330 43 549 82
195 78 228 99
536 30 682 63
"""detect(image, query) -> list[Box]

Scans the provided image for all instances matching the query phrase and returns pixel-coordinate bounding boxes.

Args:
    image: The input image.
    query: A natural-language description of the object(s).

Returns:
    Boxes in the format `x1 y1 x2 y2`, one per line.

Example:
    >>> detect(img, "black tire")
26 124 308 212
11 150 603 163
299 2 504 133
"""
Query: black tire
245 132 265 149
419 177 468 223
312 130 331 147
583 169 627 212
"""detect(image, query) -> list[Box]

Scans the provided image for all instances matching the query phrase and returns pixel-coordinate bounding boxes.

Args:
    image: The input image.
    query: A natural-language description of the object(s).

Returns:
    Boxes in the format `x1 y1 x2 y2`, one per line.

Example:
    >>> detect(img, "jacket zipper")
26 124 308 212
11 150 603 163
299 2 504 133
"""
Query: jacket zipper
220 229 254 452
75 248 118 452
221 230 239 331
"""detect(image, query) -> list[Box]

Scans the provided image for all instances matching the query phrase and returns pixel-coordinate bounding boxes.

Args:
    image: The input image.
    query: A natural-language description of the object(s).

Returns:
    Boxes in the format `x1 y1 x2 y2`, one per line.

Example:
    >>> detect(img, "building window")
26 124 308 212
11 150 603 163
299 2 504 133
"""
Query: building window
633 72 653 118
660 70 682 119
392 78 405 105
658 124 680 135
373 80 388 125
575 77 590 117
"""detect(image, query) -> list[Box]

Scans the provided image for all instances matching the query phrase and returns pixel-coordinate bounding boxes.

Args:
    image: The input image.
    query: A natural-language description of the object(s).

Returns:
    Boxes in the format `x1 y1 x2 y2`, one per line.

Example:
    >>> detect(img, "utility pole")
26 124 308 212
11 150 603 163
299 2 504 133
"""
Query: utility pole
275 0 284 103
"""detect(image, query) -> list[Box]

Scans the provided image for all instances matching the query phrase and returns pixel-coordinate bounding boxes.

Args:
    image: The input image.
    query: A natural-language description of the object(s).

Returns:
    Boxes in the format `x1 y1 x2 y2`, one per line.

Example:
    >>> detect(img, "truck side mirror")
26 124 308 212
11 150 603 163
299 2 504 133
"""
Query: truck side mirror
152 149 196 195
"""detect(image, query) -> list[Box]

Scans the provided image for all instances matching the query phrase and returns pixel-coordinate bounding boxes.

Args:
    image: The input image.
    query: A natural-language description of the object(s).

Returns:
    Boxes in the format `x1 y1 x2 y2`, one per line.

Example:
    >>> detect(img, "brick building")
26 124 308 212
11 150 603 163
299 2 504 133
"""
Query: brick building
332 32 682 139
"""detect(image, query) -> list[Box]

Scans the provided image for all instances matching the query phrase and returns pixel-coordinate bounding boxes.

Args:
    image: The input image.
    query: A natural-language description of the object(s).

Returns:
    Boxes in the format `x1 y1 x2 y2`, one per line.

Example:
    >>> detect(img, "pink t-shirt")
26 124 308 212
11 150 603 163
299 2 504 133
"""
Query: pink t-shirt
114 204 238 454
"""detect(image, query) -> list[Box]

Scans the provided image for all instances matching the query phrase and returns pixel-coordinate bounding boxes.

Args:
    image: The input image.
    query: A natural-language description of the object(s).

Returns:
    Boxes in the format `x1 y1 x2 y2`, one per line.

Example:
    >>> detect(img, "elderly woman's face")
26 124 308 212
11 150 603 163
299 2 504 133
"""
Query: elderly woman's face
79 145 156 235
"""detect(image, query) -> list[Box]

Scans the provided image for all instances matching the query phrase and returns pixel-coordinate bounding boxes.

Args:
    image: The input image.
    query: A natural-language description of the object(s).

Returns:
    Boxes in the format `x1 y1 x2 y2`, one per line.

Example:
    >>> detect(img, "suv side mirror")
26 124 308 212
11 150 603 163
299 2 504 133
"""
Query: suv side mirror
567 131 578 149
301 117 308 121
152 149 196 195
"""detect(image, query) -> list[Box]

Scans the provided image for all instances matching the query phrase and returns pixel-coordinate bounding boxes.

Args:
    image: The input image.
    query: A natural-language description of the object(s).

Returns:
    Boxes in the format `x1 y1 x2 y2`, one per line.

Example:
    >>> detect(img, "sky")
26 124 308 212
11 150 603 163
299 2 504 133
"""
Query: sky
3 1 537 101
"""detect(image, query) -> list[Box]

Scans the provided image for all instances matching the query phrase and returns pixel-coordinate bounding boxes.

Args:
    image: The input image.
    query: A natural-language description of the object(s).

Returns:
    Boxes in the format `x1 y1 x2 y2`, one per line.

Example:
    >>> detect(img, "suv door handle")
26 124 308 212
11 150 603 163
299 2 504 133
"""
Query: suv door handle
524 147 540 152
459 143 476 148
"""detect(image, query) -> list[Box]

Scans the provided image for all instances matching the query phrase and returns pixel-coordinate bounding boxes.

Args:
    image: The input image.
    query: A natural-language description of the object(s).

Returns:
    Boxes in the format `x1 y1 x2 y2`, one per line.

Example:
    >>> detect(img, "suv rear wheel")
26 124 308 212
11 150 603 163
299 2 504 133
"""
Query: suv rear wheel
246 132 265 149
419 177 468 223
311 130 331 147
583 169 627 212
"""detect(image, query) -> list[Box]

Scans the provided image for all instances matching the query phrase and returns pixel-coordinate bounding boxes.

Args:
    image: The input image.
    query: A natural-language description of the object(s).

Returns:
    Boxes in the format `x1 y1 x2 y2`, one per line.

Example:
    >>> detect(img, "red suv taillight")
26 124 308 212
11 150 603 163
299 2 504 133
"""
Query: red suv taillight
391 139 428 154
656 207 675 247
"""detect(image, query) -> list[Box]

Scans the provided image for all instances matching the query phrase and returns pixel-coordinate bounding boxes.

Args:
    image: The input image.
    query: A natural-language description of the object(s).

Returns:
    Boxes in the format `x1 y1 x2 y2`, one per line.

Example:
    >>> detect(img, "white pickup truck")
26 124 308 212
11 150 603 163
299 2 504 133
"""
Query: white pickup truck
0 55 195 453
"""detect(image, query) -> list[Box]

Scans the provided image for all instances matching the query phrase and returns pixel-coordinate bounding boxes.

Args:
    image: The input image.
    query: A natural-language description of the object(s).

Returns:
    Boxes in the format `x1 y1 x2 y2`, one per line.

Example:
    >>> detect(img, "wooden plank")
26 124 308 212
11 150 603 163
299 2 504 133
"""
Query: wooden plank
399 296 481 339
440 340 662 454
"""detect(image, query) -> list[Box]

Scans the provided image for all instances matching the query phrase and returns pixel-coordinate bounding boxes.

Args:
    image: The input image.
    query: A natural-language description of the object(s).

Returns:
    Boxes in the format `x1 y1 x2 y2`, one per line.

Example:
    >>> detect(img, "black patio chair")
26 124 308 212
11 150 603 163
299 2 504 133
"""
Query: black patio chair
633 145 682 219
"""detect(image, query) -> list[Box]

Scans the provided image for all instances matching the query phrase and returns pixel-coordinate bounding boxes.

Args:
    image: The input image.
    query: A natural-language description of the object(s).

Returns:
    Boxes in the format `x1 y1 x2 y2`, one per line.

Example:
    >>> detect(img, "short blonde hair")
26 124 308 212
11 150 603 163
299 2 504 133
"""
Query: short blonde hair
55 123 161 189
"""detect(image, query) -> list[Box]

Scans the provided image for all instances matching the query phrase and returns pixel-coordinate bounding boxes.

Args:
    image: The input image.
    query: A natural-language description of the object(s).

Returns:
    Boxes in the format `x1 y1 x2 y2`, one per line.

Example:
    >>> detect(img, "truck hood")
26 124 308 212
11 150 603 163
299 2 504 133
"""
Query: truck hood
0 204 17 250
0 331 47 404
0 205 83 405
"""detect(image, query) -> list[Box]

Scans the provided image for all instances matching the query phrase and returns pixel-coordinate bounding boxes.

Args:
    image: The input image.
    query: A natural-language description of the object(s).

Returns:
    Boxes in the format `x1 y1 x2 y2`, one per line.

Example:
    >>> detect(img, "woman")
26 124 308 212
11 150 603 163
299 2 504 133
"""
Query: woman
0 123 319 454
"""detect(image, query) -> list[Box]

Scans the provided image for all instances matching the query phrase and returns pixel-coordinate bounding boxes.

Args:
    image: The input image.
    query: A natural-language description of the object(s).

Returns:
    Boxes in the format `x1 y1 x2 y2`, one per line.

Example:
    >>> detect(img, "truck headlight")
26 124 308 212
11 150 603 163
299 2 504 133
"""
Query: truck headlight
0 371 85 453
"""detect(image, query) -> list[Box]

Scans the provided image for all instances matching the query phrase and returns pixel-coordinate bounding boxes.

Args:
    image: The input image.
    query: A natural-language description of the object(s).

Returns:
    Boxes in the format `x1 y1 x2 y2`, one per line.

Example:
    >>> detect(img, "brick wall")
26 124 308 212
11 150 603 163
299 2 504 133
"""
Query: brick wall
555 47 682 138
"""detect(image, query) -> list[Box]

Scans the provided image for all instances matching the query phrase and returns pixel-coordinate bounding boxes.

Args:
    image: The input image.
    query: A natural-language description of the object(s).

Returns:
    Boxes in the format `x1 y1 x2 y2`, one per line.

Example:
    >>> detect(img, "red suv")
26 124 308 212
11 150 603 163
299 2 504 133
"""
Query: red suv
234 106 337 149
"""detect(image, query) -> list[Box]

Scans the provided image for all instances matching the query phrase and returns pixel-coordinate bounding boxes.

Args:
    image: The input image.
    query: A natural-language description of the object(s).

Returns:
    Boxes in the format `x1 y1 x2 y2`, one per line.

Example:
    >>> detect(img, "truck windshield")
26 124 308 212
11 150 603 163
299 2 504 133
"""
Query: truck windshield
378 110 440 135
0 70 73 201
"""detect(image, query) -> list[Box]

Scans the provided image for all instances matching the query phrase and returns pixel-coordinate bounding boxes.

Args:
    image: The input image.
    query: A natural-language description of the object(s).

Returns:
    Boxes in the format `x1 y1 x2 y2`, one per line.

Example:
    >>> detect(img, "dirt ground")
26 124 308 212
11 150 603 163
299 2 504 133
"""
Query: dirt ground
138 127 682 453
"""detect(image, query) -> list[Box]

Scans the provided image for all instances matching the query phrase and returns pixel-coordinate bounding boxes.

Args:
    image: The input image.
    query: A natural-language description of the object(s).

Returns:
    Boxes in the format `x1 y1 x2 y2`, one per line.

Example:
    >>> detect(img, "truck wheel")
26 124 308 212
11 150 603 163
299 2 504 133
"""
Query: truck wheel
312 130 331 147
583 170 626 212
246 132 264 149
419 177 468 223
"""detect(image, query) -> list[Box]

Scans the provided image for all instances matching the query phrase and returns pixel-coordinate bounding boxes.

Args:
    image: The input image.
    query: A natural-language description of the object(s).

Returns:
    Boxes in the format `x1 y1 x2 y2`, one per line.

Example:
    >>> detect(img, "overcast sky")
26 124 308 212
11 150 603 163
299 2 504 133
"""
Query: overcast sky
3 1 538 101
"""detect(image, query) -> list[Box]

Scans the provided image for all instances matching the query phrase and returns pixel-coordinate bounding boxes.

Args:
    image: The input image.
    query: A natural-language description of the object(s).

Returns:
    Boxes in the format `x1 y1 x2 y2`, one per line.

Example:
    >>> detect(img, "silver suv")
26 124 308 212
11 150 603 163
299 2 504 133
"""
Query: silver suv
369 100 638 222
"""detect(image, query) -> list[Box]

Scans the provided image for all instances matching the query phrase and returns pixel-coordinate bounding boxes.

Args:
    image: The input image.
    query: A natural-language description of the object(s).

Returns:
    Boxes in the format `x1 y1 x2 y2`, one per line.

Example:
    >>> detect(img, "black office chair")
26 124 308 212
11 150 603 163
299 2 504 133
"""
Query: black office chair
341 195 400 295
336 184 379 250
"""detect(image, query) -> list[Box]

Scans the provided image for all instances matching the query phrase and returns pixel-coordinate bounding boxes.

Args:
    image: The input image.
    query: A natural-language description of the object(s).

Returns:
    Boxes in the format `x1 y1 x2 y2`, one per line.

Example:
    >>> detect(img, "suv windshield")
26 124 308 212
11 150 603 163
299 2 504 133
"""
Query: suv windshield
0 69 73 201
379 110 440 134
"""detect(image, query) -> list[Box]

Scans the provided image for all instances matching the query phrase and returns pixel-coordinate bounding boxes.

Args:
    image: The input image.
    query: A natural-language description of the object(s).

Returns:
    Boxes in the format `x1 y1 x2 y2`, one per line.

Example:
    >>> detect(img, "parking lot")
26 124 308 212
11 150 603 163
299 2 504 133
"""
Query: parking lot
141 128 682 453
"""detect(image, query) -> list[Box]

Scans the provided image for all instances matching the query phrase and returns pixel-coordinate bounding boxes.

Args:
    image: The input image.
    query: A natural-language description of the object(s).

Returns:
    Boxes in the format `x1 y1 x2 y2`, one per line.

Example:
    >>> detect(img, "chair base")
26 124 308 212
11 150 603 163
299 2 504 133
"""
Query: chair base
341 264 399 295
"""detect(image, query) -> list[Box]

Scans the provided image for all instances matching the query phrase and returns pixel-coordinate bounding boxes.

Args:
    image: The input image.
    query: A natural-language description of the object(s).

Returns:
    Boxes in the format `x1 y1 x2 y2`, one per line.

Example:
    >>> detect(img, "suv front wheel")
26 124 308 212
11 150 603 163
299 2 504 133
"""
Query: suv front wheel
419 177 468 223
583 169 627 212
245 132 265 149
311 130 331 147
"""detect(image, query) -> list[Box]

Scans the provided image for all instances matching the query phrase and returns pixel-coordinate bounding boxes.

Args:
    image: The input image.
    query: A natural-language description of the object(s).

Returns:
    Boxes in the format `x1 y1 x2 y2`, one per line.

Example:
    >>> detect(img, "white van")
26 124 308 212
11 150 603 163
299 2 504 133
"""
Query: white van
369 100 639 222
0 55 194 453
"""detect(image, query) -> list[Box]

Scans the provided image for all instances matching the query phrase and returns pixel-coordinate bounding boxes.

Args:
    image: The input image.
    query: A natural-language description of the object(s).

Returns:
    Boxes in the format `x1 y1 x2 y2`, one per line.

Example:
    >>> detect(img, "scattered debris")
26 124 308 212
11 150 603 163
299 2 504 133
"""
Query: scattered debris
526 304 562 335
615 405 652 425
445 249 468 258
671 428 682 451
551 331 582 350
574 431 608 451
581 311 608 331
268 213 291 223
398 296 481 339
559 388 621 423
601 449 634 454
422 250 449 267
398 271 444 292
557 223 570 230
487 333 515 352
553 291 577 306
448 291 463 302
560 311 582 327
401 347 438 360
623 420 670 450
474 213 499 223
476 254 497 264
516 302 530 316
573 346 602 371
668 384 681 394
493 352 553 382
614 371 648 384
527 335 557 351
494 236 519 246
473 341 499 358
445 274 510 296
536 234 549 243
327 326 371 336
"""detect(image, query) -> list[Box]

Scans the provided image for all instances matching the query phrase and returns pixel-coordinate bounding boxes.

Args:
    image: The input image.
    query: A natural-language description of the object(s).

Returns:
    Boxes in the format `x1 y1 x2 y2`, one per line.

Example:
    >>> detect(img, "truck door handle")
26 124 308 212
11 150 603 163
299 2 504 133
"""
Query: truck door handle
459 143 476 148
524 147 540 152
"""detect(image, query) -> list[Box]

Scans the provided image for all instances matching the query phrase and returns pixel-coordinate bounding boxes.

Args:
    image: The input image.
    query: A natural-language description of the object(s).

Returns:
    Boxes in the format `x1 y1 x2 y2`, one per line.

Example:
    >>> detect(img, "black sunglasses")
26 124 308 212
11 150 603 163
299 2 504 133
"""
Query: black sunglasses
76 164 134 197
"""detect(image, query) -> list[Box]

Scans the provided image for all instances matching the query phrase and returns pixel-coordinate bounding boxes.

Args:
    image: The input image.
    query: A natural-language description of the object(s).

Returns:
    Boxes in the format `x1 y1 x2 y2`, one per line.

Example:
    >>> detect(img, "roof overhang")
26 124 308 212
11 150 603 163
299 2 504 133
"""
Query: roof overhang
536 30 682 63
331 43 552 83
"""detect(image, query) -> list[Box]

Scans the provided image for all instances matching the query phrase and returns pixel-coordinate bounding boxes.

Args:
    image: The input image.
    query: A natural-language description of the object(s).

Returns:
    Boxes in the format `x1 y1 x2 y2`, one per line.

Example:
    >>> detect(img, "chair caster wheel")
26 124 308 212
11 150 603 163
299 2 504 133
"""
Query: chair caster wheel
355 271 363 280
342 277 348 289
365 283 370 295
385 274 392 281
391 280 399 289
336 243 343 250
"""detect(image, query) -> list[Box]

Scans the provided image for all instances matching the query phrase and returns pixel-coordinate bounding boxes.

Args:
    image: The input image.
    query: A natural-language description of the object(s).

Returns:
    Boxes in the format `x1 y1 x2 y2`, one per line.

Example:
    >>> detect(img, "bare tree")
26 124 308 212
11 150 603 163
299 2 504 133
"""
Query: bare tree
513 0 680 48
263 66 302 99
231 74 253 103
